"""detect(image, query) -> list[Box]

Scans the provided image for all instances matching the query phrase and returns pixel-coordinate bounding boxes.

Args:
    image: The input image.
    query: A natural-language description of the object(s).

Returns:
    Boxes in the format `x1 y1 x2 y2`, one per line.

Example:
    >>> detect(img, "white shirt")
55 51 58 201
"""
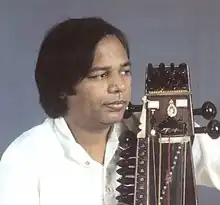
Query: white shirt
0 116 220 205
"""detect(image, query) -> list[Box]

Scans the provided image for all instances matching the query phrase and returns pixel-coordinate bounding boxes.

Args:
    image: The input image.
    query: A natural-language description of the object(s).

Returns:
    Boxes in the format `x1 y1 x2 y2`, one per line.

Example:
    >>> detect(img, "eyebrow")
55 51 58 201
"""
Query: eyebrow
91 60 131 71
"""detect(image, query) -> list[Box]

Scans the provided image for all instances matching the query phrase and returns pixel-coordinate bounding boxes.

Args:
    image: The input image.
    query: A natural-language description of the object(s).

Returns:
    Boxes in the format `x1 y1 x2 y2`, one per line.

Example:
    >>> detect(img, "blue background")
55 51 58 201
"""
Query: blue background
1 0 220 203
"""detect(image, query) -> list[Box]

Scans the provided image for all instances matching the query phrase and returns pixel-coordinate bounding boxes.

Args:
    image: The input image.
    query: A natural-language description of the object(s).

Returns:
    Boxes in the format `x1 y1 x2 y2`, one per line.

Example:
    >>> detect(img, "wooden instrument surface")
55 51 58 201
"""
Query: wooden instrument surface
116 63 220 205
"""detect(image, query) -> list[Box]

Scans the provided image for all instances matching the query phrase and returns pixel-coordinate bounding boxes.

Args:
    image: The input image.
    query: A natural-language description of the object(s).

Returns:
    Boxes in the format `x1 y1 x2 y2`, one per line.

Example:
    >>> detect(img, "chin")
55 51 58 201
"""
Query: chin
103 112 124 125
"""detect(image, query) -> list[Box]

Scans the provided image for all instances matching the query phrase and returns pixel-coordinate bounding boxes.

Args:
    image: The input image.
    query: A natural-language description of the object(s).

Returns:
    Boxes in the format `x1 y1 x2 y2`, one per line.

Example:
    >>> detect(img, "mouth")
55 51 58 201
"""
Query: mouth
104 100 127 111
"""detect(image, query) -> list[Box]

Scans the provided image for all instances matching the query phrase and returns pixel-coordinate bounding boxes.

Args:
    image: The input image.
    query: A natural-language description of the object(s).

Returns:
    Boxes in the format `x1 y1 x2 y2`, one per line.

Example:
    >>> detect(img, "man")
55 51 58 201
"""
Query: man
0 17 219 205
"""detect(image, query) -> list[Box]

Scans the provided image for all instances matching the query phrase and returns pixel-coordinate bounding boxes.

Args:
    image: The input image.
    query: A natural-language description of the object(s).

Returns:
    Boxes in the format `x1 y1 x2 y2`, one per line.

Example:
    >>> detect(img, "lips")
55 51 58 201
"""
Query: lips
104 100 126 111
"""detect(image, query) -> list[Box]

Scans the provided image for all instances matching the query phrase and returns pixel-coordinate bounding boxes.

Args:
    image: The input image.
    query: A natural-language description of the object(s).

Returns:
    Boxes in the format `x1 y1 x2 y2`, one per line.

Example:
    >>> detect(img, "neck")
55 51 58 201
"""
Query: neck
64 116 112 164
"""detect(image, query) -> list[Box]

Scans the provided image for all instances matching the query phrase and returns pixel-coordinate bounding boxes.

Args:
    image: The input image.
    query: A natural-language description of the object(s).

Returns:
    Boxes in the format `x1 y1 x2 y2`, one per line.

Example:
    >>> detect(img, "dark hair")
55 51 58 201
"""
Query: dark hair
35 17 130 118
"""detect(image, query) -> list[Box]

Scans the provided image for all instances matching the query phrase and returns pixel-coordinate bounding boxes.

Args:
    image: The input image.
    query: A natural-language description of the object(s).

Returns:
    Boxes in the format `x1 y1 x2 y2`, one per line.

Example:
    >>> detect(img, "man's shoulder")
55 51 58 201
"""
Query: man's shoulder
9 118 53 146
0 118 57 163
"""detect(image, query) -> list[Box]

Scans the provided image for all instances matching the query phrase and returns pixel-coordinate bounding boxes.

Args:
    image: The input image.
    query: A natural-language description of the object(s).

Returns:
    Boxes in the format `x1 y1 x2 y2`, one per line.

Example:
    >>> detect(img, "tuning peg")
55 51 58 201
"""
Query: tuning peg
194 119 220 139
193 101 217 120
118 130 137 149
123 102 142 119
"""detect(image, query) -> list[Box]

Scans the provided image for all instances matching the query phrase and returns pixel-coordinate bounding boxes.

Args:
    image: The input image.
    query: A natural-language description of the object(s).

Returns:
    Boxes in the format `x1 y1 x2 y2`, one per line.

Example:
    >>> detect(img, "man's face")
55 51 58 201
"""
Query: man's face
67 35 132 129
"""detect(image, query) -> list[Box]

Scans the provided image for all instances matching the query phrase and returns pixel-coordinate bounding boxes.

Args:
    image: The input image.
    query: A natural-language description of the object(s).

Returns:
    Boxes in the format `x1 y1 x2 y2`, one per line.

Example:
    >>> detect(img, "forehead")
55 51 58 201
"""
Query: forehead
92 35 128 68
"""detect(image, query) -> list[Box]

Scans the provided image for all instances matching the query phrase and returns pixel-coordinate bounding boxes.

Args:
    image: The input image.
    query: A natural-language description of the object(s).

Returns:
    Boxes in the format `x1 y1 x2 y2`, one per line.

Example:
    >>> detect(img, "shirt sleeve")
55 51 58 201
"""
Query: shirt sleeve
0 147 40 205
192 124 220 191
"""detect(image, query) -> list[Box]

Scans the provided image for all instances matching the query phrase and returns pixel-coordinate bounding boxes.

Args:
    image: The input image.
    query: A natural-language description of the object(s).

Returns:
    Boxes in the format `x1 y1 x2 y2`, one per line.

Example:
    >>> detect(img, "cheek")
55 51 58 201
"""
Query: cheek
83 85 107 106
125 77 132 92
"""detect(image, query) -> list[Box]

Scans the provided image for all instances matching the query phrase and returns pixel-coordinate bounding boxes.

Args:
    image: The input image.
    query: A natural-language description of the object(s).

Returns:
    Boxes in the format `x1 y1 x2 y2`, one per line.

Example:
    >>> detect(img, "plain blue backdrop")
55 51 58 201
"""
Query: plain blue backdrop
1 0 220 204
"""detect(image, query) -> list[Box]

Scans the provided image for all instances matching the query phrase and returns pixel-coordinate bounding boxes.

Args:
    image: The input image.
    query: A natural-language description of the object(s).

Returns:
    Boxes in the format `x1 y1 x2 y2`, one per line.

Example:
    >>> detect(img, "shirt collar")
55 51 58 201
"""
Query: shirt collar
51 117 86 163
50 117 136 165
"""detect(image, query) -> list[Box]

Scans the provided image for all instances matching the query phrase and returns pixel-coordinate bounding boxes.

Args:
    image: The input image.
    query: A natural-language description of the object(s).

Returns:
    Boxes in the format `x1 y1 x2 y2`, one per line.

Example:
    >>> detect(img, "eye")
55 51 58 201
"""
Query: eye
121 69 132 76
88 72 108 80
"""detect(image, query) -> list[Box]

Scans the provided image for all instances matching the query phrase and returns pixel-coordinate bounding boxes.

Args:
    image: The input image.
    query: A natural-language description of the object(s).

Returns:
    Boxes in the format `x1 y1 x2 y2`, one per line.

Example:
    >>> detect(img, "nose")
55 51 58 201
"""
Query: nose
108 75 126 93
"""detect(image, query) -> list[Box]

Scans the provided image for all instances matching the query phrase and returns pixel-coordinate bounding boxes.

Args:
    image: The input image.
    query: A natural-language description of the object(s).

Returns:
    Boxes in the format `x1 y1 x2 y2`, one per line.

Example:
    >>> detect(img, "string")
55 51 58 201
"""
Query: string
183 140 187 205
152 135 157 204
167 135 171 205
182 108 187 205
179 108 188 205
158 134 162 205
